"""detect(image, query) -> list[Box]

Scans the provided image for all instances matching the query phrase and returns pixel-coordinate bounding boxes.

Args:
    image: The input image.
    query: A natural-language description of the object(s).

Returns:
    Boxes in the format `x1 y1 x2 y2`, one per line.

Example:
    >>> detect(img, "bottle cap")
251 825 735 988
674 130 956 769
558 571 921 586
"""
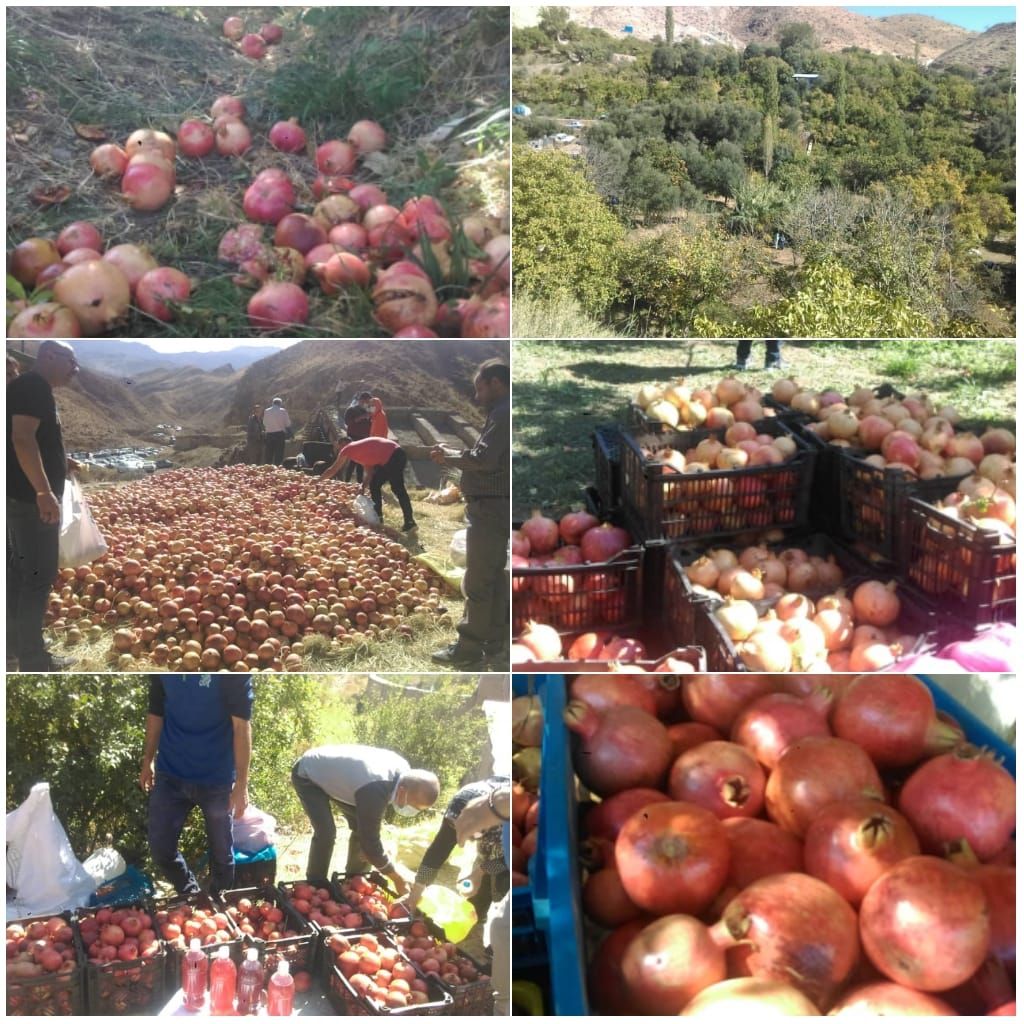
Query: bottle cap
275 960 291 976
217 946 230 959
246 948 259 961
189 938 202 951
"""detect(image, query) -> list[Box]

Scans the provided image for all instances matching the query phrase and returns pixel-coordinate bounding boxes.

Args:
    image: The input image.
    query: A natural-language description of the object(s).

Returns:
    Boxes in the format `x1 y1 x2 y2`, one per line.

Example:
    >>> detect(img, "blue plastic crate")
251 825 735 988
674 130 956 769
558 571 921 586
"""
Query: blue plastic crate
521 673 1015 1017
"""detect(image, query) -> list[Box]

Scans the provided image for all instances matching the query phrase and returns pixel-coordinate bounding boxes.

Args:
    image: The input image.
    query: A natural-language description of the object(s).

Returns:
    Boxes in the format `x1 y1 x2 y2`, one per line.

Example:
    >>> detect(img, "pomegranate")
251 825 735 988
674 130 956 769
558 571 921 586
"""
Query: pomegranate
7 302 81 338
764 736 884 837
121 160 174 211
215 119 251 156
260 22 283 43
316 140 358 176
621 915 727 1014
327 222 368 252
53 261 131 333
102 244 158 294
803 799 920 906
349 183 389 210
681 675 780 731
269 118 307 153
830 983 957 1016
177 119 215 157
681 978 819 1015
588 921 647 1015
667 741 766 820
347 119 388 153
581 866 641 928
584 788 670 843
720 818 803 893
580 523 631 563
460 293 510 337
55 221 102 255
243 175 295 224
10 238 61 287
851 580 901 627
222 15 244 39
274 213 327 255
247 282 309 331
564 701 672 796
316 252 371 292
371 272 438 334
897 746 1015 861
710 872 860 1009
860 856 989 991
615 801 730 916
312 195 361 229
90 142 129 178
730 690 832 769
569 676 658 716
518 621 561 661
559 510 600 546
125 128 175 161
210 95 245 119
136 268 191 322
240 33 266 59
666 722 723 759
520 511 559 554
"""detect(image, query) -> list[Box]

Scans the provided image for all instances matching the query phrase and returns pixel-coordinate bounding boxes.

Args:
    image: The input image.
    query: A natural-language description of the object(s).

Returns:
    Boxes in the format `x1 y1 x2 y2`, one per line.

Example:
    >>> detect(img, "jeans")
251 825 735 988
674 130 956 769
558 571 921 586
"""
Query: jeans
736 340 781 364
291 765 369 881
265 431 286 466
456 498 509 655
7 498 60 668
147 772 234 894
369 449 415 527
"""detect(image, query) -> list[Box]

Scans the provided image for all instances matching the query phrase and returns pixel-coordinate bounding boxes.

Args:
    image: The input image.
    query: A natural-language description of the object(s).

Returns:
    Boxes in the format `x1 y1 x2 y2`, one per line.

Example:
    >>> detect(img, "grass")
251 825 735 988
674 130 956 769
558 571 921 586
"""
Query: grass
512 338 1016 514
6 6 509 339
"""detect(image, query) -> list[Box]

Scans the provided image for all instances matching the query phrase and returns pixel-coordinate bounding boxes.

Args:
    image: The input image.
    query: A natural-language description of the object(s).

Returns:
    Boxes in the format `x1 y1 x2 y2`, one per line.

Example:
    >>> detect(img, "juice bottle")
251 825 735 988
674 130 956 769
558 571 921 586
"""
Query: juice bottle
209 945 237 1015
236 948 264 1016
267 959 295 1016
181 938 208 1012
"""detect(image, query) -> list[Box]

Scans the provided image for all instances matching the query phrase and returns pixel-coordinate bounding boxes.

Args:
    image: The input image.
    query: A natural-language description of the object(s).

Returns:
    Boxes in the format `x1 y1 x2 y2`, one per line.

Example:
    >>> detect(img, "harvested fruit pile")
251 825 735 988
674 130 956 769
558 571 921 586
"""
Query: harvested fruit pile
329 931 439 1010
563 674 1015 1016
513 375 1016 671
511 693 544 887
46 466 447 671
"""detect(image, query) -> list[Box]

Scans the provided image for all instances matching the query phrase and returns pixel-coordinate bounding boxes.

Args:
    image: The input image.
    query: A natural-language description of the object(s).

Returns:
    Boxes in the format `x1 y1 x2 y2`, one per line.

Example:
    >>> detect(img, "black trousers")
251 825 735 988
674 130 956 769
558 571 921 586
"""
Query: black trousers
265 431 286 466
369 449 415 526
736 340 781 363
291 765 369 881
456 497 509 654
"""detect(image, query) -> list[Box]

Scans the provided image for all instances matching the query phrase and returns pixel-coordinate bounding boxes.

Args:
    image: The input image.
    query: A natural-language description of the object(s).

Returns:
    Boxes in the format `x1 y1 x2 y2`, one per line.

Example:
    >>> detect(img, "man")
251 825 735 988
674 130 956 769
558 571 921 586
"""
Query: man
321 435 417 532
140 674 254 895
245 403 265 464
430 360 510 669
735 339 783 371
291 744 439 895
7 340 81 671
262 397 291 466
342 393 372 484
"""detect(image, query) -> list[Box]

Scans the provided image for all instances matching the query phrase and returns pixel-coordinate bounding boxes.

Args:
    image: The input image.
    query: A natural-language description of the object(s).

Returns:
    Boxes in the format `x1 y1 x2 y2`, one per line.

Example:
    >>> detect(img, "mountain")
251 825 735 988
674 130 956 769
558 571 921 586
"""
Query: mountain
225 339 508 427
516 6 976 62
69 341 288 375
931 22 1016 73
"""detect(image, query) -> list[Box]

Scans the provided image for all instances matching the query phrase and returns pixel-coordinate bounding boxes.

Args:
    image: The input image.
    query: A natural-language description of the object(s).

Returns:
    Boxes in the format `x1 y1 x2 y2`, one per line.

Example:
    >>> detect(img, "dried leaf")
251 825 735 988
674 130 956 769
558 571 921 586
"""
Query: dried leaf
30 185 72 206
73 123 108 141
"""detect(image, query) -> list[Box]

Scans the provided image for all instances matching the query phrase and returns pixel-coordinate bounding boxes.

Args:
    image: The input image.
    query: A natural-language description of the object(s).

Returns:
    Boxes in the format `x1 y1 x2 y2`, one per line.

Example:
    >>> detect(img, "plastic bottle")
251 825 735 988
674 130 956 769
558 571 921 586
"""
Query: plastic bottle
266 959 295 1016
236 948 264 1016
209 945 237 1015
181 938 208 1012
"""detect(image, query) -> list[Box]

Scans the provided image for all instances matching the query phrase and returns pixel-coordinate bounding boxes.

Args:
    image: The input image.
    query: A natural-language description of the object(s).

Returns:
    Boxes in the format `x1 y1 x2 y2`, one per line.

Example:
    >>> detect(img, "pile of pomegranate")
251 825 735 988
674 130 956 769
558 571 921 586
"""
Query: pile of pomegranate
221 893 302 942
570 674 1015 1016
633 376 781 431
46 466 445 671
391 923 488 990
222 16 283 58
335 875 410 922
329 931 436 1009
6 916 77 983
279 882 365 930
154 904 239 950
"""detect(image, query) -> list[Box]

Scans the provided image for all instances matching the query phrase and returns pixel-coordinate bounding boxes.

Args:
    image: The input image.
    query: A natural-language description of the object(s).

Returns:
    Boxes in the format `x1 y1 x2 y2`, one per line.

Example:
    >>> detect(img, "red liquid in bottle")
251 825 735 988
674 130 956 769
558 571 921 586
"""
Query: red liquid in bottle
210 946 237 1015
267 960 295 1016
236 948 264 1016
182 939 208 1012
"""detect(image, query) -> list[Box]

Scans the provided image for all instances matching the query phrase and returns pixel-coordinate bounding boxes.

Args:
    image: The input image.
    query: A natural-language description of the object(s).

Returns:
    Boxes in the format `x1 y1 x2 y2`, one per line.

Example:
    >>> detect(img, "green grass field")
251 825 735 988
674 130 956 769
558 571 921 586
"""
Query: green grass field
512 338 1016 515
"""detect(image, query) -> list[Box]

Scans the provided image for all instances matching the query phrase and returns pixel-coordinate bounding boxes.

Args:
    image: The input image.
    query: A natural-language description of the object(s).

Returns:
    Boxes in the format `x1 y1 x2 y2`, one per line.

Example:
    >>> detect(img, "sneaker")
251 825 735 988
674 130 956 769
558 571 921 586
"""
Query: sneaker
431 643 486 669
765 359 783 370
734 360 748 371
401 521 418 533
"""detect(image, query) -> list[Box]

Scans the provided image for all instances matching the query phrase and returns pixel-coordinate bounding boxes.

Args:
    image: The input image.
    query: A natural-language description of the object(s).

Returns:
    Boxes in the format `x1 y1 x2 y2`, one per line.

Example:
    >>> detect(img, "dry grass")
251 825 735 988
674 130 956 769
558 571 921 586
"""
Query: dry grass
7 6 509 338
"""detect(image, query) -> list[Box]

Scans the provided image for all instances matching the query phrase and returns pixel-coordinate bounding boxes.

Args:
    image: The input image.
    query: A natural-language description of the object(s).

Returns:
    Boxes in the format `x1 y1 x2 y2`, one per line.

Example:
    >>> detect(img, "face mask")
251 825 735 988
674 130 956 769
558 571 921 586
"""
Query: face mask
392 801 419 818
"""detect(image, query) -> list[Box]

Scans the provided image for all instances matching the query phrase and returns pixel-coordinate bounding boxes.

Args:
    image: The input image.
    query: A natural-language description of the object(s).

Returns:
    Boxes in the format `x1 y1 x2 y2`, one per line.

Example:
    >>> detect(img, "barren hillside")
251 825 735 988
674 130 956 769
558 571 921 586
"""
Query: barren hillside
932 21 1015 73
518 6 975 61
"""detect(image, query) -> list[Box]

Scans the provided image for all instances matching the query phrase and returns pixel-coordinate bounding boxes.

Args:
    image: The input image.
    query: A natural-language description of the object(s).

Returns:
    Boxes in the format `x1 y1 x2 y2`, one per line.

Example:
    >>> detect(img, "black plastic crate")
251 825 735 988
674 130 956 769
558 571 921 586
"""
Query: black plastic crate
514 645 706 673
331 870 412 926
324 931 453 1015
618 419 815 544
218 886 316 984
75 901 166 1015
153 891 245 985
277 879 372 937
233 851 277 889
512 541 645 640
6 913 85 1016
838 453 975 563
687 569 938 672
592 426 621 513
902 497 1016 629
385 919 493 1016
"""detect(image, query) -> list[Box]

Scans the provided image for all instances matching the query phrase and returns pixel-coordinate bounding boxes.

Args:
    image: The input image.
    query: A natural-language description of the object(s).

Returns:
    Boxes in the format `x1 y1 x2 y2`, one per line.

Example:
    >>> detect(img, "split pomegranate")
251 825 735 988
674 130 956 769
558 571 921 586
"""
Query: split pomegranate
53 261 131 333
7 302 81 338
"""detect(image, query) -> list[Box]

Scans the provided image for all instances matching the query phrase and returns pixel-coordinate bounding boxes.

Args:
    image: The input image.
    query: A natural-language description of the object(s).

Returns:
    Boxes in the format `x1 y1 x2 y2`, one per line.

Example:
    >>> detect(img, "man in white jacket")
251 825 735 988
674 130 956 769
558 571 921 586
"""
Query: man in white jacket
262 397 291 466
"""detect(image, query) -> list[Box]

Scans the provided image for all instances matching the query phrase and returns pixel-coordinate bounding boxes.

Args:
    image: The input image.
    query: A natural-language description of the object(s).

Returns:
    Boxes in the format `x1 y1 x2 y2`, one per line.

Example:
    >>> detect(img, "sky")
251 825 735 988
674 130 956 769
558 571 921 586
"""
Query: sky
138 340 301 353
846 6 1015 31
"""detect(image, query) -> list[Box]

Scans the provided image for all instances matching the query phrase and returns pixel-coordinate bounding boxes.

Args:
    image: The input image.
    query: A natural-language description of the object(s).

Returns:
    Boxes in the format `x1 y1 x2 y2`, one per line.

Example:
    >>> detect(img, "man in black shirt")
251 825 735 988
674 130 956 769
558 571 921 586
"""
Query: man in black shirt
7 340 80 670
341 392 372 484
429 360 510 669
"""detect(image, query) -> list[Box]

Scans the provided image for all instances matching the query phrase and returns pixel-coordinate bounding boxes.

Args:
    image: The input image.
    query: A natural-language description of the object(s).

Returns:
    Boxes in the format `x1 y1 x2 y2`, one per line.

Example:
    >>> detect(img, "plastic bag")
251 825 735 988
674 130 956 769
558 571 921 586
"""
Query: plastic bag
353 493 380 525
58 476 107 565
231 805 277 853
6 783 96 917
449 528 468 567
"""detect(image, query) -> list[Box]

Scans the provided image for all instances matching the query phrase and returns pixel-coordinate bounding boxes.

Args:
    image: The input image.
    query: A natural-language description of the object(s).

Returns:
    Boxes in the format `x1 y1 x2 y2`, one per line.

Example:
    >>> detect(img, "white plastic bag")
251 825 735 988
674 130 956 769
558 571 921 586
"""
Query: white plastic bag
81 848 126 888
449 528 467 567
58 476 107 565
6 783 95 917
353 493 381 526
231 805 277 853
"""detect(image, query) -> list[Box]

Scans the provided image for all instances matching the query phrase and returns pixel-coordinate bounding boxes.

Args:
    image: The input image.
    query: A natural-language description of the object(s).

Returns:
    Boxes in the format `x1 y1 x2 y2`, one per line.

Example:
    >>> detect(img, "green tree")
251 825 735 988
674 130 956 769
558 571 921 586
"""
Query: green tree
512 146 626 316
538 6 571 40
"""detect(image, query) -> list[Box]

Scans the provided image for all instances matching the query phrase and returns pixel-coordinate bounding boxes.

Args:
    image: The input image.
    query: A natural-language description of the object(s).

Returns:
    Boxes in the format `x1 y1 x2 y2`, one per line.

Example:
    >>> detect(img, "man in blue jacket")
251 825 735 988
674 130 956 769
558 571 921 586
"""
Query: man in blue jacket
140 674 254 895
